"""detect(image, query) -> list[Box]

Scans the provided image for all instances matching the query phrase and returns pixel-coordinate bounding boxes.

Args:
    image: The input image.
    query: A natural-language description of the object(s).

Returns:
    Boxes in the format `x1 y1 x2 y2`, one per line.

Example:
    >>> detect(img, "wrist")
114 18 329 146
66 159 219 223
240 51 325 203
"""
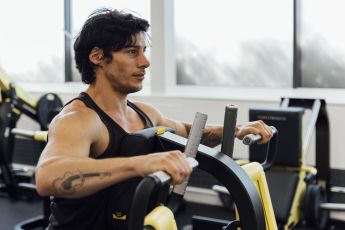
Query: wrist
127 156 143 177
234 125 240 138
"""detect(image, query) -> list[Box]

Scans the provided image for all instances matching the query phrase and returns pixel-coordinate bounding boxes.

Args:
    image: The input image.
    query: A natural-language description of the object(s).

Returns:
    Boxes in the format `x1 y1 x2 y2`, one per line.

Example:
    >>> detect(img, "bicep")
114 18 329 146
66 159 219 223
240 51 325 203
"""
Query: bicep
134 101 190 137
158 117 190 138
38 113 96 166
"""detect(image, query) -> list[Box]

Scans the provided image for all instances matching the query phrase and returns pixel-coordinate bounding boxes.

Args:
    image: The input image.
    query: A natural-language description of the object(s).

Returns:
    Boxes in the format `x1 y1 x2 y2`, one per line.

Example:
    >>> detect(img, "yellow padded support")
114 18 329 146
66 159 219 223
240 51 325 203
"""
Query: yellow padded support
0 66 11 92
0 66 37 108
155 127 167 135
33 131 48 142
11 128 48 142
242 162 278 230
235 159 250 166
144 206 177 230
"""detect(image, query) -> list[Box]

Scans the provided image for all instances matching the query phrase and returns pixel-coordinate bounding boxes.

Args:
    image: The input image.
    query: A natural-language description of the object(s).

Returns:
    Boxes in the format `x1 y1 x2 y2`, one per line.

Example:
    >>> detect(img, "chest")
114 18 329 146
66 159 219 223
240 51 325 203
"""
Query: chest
90 110 148 158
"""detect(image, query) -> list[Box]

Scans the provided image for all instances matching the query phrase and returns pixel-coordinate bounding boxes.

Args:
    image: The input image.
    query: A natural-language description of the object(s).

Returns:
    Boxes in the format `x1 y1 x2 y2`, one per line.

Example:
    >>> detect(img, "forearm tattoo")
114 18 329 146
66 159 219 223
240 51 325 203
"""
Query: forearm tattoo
52 170 112 195
201 129 221 147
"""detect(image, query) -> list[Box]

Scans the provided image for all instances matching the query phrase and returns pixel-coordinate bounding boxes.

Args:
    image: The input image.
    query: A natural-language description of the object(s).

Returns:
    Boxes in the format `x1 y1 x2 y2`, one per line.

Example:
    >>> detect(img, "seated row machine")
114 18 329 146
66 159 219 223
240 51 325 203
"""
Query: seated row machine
127 106 279 230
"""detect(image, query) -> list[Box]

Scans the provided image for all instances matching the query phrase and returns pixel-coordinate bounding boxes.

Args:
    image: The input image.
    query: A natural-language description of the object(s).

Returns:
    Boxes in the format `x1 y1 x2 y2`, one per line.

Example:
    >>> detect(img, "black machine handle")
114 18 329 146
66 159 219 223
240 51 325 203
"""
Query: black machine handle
167 112 207 213
221 104 238 158
242 126 278 171
128 158 198 230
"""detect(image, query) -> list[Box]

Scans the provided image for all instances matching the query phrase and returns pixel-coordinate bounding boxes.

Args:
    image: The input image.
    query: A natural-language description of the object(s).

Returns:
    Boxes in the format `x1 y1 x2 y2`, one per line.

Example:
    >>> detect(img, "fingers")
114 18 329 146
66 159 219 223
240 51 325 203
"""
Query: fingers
236 120 273 144
163 151 192 185
255 120 273 144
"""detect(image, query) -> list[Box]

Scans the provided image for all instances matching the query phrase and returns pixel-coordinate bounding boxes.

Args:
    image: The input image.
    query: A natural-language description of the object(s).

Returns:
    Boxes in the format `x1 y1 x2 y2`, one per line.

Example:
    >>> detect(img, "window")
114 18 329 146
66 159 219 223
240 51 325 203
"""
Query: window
1 0 344 91
300 0 345 88
174 0 293 88
0 0 64 83
70 0 151 82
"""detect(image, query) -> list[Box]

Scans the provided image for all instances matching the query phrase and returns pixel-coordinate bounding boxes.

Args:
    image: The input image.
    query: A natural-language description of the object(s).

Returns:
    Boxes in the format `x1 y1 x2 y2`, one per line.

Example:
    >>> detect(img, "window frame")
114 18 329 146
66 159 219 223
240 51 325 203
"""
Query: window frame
63 0 335 91
64 0 73 82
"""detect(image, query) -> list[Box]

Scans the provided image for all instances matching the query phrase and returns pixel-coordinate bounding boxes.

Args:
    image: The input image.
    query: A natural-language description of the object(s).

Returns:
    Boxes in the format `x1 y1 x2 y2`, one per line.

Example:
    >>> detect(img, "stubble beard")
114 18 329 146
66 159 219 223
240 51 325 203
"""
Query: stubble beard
107 76 143 95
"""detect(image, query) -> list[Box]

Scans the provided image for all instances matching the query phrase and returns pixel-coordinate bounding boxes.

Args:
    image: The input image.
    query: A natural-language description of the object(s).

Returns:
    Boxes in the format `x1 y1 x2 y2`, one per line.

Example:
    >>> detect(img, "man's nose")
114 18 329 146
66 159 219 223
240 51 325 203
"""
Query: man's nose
138 53 150 69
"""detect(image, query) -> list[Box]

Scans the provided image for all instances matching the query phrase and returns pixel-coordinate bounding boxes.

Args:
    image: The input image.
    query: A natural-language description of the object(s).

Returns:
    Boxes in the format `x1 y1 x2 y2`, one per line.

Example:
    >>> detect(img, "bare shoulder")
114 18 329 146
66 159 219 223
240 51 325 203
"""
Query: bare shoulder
131 101 163 126
38 99 105 163
131 101 188 137
53 100 99 124
49 99 102 140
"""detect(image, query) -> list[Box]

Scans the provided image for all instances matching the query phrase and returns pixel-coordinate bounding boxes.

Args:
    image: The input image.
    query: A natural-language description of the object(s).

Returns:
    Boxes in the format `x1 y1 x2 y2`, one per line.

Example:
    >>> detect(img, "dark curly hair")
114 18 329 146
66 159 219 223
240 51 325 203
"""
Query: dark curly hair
74 8 150 84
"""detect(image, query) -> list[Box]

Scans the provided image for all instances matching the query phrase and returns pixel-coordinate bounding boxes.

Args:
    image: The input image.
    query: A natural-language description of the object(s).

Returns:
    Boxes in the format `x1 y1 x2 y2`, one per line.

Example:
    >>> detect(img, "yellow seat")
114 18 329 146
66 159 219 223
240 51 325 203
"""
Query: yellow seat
144 203 178 230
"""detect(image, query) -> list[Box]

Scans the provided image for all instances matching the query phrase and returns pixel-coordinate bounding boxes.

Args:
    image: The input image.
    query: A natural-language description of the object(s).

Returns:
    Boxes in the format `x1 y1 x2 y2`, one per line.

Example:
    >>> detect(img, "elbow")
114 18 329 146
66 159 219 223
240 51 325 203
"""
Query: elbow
35 167 54 197
36 184 51 197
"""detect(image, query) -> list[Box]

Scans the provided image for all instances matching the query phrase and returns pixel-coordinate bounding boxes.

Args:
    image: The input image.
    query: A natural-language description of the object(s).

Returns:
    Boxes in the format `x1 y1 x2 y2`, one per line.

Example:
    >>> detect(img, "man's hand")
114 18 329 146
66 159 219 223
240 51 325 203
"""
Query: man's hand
134 151 192 185
235 120 273 144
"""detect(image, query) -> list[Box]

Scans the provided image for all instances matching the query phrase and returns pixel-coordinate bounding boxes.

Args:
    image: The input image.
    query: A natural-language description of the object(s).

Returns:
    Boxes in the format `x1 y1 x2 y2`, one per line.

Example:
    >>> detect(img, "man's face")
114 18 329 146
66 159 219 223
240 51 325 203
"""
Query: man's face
103 33 150 94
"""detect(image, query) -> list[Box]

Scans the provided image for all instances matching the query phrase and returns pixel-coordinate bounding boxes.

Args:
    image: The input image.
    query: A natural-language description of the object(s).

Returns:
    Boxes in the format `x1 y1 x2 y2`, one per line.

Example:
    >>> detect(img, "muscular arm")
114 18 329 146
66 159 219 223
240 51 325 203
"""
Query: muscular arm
136 102 272 147
136 102 223 147
36 105 191 199
35 109 137 198
181 123 223 147
180 121 272 147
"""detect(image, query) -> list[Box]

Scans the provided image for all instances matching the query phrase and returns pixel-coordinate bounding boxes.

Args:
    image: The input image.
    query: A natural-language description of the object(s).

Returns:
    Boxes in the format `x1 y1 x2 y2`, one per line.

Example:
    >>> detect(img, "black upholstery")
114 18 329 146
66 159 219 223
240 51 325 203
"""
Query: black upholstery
266 171 299 224
249 107 304 167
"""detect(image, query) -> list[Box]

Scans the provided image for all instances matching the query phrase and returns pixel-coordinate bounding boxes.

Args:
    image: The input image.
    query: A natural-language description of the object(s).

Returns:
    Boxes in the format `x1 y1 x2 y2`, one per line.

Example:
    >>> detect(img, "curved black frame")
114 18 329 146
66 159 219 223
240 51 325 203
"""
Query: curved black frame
128 132 266 230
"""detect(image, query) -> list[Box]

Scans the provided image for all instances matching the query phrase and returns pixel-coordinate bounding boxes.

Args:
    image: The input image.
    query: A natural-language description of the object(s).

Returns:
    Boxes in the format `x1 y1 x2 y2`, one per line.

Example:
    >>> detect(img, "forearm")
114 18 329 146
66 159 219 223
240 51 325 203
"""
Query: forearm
180 122 222 147
200 125 223 147
35 156 138 199
183 122 245 147
170 118 252 148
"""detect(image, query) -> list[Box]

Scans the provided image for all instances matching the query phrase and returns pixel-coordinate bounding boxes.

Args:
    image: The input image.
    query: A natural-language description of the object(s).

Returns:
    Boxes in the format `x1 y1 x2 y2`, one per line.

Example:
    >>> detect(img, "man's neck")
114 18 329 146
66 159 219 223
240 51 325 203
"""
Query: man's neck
85 84 128 114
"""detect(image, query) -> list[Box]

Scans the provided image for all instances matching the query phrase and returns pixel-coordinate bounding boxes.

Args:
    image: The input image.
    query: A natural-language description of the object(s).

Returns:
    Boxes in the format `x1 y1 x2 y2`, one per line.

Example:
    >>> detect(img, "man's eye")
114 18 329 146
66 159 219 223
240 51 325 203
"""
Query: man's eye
128 49 138 55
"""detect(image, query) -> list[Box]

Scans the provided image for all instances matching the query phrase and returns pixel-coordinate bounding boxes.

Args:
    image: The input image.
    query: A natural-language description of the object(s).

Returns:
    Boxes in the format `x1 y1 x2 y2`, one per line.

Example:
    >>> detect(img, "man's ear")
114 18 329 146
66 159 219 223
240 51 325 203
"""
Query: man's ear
89 47 104 65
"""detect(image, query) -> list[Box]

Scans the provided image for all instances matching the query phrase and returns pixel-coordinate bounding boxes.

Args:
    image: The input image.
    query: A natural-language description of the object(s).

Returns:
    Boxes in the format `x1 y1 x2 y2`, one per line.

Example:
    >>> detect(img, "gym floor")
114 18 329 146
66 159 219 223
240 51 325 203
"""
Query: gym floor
0 195 42 230
2 196 344 230
0 199 236 230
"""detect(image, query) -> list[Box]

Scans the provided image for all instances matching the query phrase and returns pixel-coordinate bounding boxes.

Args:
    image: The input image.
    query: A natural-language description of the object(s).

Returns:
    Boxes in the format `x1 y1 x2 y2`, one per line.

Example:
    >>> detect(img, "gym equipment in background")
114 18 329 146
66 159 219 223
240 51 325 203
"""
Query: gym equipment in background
0 66 62 199
0 66 62 130
248 98 339 229
0 66 61 230
11 129 50 230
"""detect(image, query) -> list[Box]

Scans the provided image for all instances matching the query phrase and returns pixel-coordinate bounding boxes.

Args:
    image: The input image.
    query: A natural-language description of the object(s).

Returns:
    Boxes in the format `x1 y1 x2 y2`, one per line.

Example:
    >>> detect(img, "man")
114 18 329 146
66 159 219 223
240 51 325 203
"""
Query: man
35 8 273 230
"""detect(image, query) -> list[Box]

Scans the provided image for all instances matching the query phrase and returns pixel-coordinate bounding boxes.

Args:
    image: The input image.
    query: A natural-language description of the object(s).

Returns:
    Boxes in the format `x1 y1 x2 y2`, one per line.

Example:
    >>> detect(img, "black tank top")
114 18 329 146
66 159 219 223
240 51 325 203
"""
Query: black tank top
48 92 153 230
